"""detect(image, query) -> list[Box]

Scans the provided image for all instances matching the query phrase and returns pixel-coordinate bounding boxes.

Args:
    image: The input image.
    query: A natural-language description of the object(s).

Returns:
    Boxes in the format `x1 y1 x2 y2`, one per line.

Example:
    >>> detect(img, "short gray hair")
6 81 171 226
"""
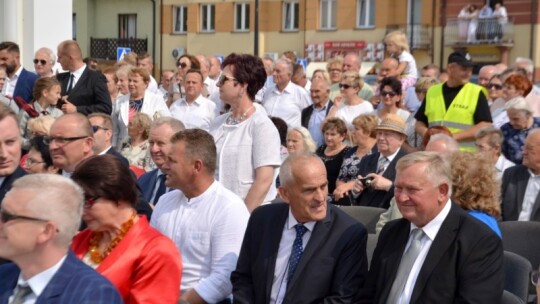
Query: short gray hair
396 151 452 192
426 134 460 155
35 47 56 64
475 127 504 148
11 174 84 248
275 59 293 74
151 116 185 133
279 152 324 187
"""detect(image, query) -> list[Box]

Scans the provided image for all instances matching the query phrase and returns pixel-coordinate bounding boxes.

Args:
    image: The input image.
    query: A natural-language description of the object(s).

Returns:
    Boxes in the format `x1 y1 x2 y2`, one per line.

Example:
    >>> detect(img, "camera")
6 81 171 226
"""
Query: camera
360 176 374 187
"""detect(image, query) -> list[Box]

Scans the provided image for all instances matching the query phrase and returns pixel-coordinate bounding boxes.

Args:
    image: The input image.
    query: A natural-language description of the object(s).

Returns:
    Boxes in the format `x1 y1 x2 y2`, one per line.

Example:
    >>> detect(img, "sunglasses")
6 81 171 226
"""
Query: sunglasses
33 59 48 65
339 84 355 90
488 83 503 90
217 74 237 86
381 90 398 97
176 62 188 69
0 209 48 223
92 125 109 133
84 195 100 209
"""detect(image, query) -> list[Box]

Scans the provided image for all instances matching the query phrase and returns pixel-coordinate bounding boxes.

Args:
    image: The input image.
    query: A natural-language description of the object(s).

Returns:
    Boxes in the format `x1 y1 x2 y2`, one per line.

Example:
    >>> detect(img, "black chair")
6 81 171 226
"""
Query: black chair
504 251 532 303
366 233 378 269
339 206 386 234
501 290 525 304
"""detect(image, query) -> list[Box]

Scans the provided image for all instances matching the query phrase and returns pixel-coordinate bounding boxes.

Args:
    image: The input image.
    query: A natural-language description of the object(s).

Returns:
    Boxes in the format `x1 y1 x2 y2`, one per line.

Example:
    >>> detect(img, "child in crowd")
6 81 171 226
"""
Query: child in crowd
384 31 418 91
18 77 63 150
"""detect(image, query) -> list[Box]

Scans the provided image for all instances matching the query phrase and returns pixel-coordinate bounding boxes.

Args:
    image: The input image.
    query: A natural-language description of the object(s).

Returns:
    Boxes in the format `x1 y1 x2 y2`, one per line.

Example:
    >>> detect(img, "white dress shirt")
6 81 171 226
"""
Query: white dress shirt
170 94 216 131
10 255 67 304
69 64 87 90
150 181 249 303
518 170 540 221
262 81 311 128
147 76 159 94
2 66 22 97
495 154 515 180
270 210 316 304
398 200 451 304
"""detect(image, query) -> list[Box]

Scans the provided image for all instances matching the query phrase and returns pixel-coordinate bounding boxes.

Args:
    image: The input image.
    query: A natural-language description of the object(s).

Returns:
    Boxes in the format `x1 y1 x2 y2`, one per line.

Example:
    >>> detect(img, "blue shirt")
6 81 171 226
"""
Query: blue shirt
501 117 540 164
308 102 330 147
468 210 502 238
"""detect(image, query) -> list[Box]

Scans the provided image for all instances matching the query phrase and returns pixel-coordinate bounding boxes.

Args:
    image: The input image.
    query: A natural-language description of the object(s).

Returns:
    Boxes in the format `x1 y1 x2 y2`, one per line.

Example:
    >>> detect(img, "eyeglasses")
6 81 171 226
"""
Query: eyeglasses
381 90 398 97
0 209 48 224
25 158 45 167
33 59 48 65
328 68 341 73
488 83 503 90
176 62 188 69
84 195 100 209
92 125 109 133
43 136 88 146
339 84 355 90
217 74 237 86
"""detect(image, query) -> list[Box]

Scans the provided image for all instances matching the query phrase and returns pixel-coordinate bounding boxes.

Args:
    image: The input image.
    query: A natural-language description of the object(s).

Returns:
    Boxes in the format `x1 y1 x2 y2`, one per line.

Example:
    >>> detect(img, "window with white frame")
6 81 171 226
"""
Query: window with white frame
173 5 188 34
200 4 215 32
320 0 336 30
283 1 299 31
235 3 250 32
357 0 375 28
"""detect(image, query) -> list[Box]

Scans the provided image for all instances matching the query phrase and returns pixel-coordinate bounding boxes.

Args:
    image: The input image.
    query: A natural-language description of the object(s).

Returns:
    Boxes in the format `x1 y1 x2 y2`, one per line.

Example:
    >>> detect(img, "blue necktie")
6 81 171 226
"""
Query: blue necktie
152 174 166 205
287 224 308 284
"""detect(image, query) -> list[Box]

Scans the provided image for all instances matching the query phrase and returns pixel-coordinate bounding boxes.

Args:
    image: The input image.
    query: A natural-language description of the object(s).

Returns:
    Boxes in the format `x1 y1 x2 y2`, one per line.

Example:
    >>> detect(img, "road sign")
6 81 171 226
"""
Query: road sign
117 47 132 62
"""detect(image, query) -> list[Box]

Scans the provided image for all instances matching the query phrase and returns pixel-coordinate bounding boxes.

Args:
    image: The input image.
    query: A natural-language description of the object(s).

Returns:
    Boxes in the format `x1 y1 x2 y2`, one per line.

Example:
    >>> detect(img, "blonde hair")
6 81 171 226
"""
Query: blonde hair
326 56 343 70
341 71 364 89
27 115 56 135
450 152 501 217
352 114 378 139
130 112 152 140
415 77 439 91
384 31 410 53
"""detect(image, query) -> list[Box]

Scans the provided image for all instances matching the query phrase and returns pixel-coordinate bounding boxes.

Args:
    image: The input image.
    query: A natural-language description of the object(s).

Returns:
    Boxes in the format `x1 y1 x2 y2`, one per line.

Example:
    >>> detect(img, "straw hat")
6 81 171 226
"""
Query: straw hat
376 113 407 136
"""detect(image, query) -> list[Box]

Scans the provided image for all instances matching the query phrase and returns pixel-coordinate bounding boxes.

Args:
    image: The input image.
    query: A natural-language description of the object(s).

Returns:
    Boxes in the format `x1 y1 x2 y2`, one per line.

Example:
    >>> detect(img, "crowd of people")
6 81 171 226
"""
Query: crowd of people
0 28 538 303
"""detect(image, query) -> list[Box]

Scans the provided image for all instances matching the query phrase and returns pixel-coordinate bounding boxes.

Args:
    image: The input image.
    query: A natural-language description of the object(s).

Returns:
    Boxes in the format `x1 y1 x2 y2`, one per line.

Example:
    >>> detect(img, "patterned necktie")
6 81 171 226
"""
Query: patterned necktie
376 156 389 174
10 284 32 304
287 224 308 284
387 228 425 303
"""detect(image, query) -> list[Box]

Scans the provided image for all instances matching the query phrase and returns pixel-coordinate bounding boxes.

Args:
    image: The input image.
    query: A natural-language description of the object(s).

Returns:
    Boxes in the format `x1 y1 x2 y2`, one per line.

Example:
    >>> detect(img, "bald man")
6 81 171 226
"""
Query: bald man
56 40 112 115
478 65 497 88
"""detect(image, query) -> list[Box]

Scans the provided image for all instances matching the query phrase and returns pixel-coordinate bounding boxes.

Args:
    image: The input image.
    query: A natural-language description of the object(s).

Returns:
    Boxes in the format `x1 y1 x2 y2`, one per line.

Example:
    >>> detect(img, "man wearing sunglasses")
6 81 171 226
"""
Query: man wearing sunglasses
415 51 492 152
0 41 39 103
87 113 129 168
0 174 123 303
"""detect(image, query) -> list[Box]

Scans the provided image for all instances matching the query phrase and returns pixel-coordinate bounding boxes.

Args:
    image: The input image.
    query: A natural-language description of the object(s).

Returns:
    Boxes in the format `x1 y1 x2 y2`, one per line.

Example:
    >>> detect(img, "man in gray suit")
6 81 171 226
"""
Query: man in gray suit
501 129 540 221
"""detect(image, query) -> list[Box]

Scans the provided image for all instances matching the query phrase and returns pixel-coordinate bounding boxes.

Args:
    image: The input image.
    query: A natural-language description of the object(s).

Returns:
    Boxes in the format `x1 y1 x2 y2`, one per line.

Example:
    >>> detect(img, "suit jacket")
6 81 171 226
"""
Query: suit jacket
300 101 333 128
0 251 123 304
359 203 504 303
56 67 112 115
72 216 182 304
355 148 407 209
501 165 540 221
0 166 26 204
13 68 39 103
137 168 165 204
231 203 368 304
105 146 130 168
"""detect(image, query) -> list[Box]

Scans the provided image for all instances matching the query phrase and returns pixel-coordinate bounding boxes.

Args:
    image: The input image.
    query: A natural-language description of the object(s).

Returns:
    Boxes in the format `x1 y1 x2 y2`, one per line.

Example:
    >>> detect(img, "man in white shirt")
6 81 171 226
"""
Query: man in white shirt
137 52 159 94
151 128 249 304
262 59 311 128
501 129 540 221
196 54 217 97
0 174 123 303
360 151 504 303
170 70 216 131
475 126 514 179
158 69 175 101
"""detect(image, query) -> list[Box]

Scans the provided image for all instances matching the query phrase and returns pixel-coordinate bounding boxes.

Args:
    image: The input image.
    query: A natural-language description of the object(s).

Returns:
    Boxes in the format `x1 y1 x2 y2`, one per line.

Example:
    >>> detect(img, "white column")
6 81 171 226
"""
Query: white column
2 0 18 42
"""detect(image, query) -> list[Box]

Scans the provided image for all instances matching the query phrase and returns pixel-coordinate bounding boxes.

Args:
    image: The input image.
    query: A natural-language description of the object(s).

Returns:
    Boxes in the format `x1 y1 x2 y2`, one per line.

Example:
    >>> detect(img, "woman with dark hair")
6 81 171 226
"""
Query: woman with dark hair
210 53 281 212
23 135 59 174
169 54 202 105
373 76 410 123
270 116 289 162
70 155 182 303
316 117 351 200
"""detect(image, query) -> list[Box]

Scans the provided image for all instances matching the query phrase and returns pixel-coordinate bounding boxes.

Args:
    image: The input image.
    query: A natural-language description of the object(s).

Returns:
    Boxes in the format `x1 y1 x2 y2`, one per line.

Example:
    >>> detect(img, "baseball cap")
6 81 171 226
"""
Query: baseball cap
448 51 474 67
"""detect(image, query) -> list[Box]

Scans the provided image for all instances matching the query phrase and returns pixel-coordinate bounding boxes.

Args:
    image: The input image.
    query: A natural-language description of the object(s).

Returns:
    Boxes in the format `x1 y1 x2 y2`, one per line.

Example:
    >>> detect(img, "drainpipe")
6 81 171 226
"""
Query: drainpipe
531 0 537 81
150 0 156 76
159 0 163 75
440 0 447 68
430 0 435 63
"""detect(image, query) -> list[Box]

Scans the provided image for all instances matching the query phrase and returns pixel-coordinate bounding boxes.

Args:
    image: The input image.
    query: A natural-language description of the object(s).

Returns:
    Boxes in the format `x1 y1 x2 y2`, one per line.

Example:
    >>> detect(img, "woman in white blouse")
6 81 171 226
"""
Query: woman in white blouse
210 54 281 212
112 67 170 149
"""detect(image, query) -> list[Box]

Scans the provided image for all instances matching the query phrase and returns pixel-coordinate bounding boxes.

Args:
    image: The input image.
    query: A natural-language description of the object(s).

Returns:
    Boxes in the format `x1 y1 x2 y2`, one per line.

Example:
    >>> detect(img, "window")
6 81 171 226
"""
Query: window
283 1 299 31
320 0 336 30
235 3 250 32
119 14 137 39
200 4 215 32
173 6 188 34
357 0 375 28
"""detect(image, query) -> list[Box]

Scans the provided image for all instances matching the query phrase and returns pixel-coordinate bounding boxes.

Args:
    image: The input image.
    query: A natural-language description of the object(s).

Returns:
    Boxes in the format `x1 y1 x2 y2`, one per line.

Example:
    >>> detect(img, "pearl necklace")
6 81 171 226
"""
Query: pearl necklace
88 211 137 264
226 106 255 125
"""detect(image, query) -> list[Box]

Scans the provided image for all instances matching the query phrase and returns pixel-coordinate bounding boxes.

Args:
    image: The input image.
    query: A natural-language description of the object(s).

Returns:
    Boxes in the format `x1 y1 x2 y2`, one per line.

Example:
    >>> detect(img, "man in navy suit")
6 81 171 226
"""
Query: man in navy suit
232 153 368 303
88 113 129 168
138 117 185 206
360 152 503 303
56 40 111 115
0 41 39 103
0 174 123 303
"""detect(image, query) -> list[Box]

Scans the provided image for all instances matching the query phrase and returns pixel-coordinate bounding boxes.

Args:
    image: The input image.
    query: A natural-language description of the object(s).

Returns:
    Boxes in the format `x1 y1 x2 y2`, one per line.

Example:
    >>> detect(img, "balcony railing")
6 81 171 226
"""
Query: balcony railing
444 17 514 46
90 37 148 60
386 24 431 50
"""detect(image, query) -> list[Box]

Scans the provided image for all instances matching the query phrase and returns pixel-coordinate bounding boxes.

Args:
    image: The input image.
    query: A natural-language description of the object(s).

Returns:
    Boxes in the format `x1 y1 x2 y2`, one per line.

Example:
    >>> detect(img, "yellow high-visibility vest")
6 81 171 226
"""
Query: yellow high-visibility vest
425 83 488 151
